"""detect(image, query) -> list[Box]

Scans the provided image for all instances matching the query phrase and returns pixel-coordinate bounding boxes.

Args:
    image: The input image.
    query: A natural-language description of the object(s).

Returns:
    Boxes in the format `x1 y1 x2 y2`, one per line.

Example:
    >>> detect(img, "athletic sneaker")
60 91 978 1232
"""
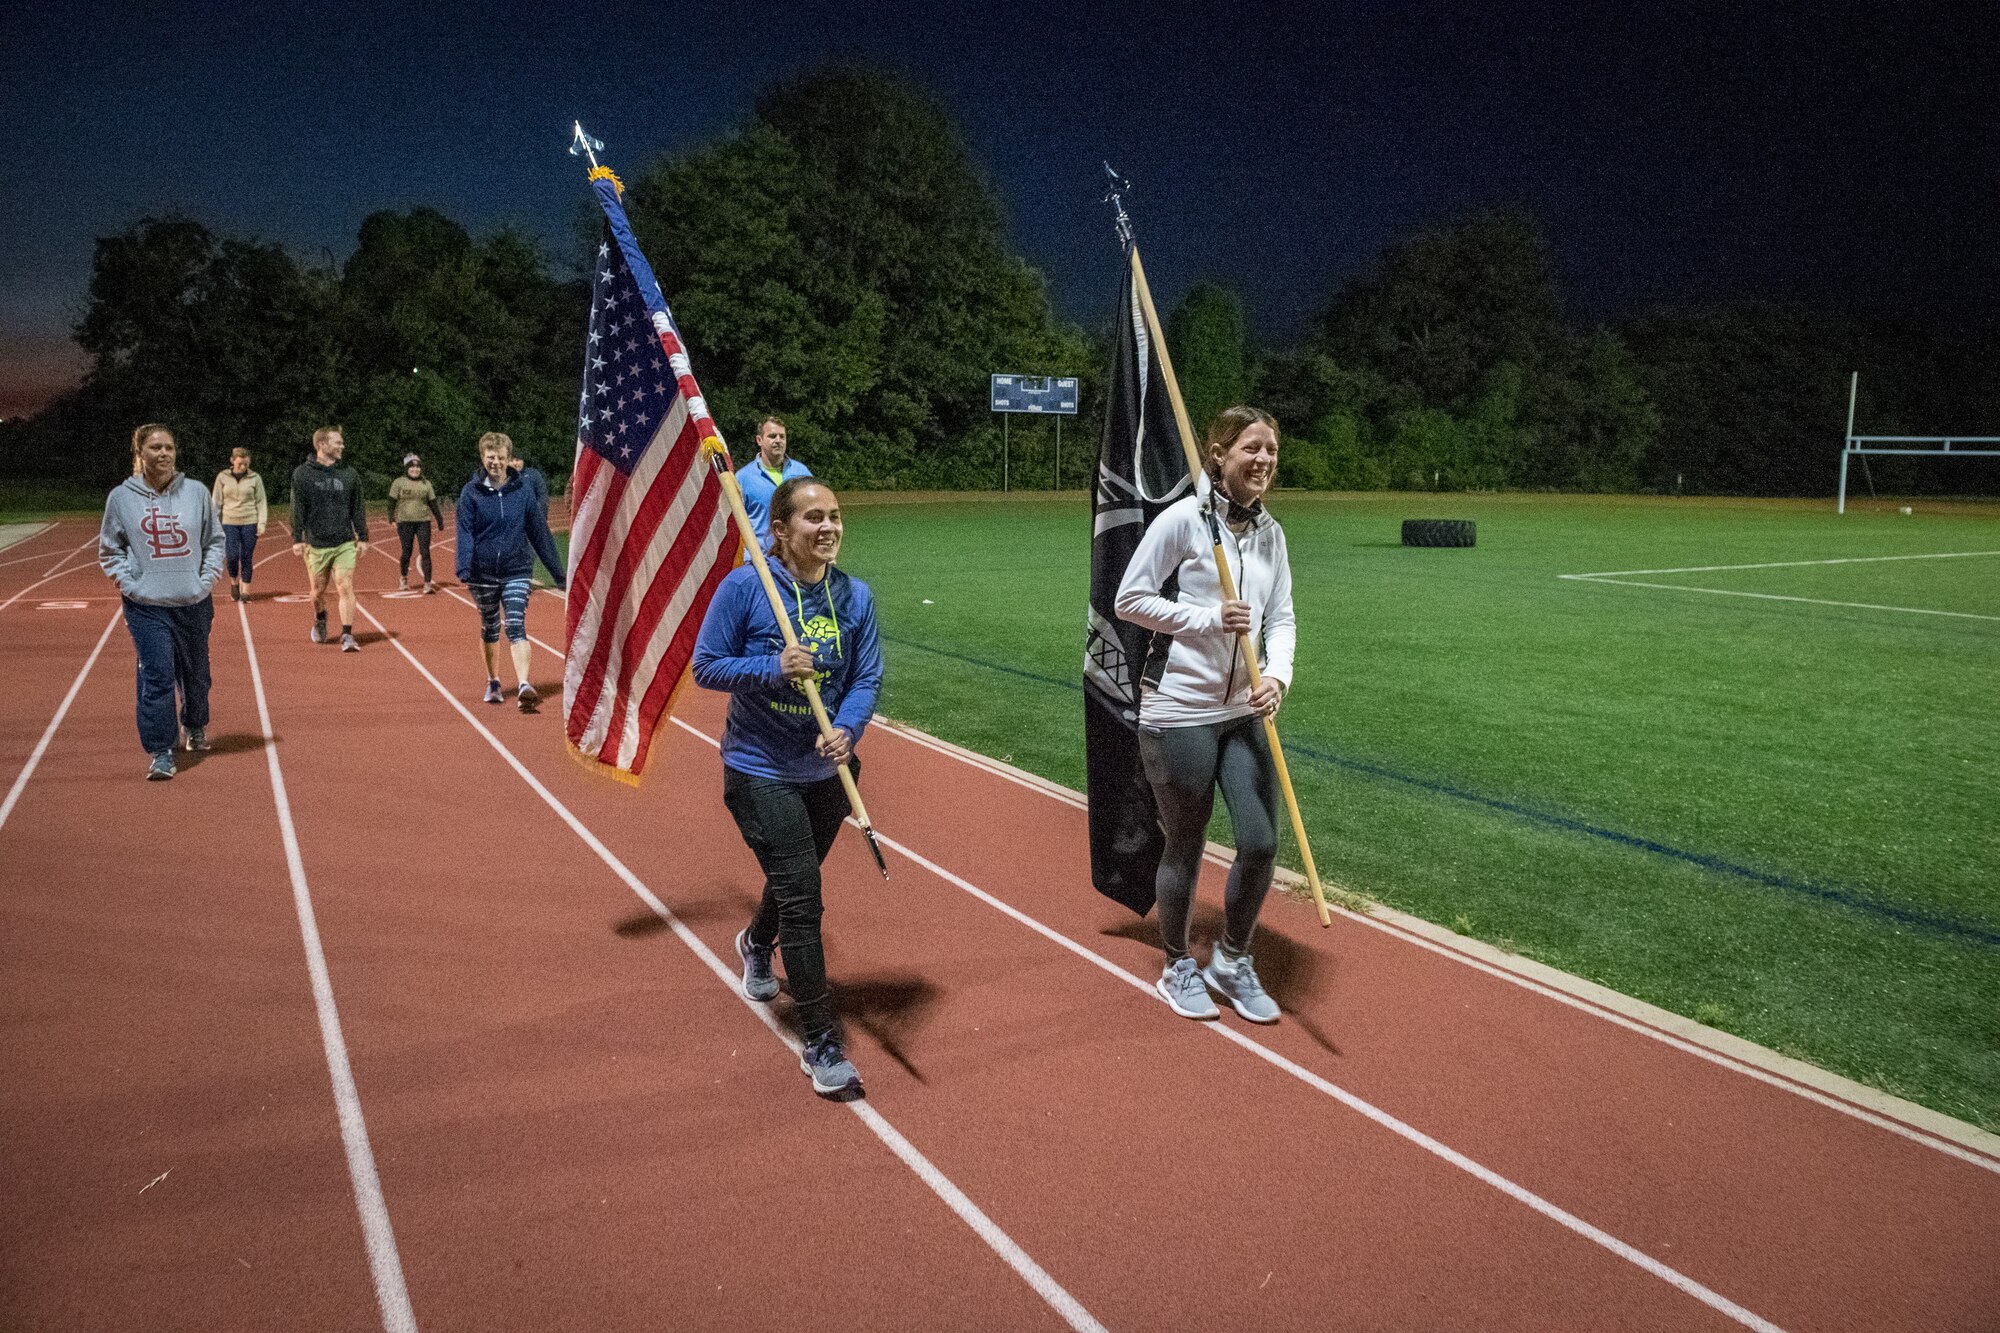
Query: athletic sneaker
340 631 359 653
423 582 438 595
1203 947 1280 1023
799 1031 862 1097
735 927 779 1001
146 751 176 781
230 584 242 602
517 682 539 713
483 678 504 705
184 726 210 752
310 613 327 644
397 575 409 592
1156 956 1220 1020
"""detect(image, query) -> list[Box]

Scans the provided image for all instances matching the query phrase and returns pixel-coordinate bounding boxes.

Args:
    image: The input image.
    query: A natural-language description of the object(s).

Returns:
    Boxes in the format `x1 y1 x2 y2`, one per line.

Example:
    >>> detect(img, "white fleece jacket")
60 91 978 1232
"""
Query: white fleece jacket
1113 493 1296 727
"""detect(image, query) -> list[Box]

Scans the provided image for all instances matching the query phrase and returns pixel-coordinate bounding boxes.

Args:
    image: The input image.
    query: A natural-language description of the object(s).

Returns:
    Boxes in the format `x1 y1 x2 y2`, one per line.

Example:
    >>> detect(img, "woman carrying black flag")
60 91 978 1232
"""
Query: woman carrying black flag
1114 406 1295 1023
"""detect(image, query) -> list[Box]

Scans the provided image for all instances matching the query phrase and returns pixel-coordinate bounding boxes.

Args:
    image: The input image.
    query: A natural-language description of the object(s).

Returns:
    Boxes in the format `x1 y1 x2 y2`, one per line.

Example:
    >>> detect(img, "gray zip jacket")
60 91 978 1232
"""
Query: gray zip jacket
99 472 226 606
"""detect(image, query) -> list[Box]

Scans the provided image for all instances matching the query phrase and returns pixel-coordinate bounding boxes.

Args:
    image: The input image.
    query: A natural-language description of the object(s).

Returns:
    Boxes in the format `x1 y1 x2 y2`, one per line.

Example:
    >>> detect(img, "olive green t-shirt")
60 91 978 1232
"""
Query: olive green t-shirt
388 476 440 525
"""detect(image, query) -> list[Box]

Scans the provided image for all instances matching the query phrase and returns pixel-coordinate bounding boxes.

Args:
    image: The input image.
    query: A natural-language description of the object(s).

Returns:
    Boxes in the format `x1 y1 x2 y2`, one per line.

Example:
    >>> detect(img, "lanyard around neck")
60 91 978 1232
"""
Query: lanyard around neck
788 571 841 660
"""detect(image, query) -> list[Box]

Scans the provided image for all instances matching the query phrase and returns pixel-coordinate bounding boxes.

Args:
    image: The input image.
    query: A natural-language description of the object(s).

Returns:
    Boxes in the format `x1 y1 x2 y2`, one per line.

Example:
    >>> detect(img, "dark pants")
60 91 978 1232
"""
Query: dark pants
1138 714 1279 961
122 597 214 756
224 524 258 581
722 760 858 1042
396 520 433 581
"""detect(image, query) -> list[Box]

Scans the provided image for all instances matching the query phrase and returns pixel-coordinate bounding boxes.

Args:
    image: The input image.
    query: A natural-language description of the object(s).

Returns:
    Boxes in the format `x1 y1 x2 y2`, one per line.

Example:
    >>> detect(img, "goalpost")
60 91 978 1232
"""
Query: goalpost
1838 372 2000 513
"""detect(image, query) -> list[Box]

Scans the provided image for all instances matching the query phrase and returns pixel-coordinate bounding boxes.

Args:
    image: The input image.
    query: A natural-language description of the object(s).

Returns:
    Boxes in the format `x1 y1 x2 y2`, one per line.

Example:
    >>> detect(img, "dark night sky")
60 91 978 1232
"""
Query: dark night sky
2 0 1993 418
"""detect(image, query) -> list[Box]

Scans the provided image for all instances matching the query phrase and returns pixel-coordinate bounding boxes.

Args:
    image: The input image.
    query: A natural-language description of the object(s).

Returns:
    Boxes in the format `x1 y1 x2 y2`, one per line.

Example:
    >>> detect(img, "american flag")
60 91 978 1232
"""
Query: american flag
563 169 741 781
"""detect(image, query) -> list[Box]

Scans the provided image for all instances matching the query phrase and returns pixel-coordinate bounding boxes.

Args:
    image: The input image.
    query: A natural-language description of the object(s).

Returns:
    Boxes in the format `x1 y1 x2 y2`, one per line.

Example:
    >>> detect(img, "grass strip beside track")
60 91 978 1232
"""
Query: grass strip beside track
830 492 2000 1131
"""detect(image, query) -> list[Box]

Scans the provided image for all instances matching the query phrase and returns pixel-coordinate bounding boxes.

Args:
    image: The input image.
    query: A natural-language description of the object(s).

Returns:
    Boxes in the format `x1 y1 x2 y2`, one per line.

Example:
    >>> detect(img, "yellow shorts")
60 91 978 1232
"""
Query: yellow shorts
304 542 357 578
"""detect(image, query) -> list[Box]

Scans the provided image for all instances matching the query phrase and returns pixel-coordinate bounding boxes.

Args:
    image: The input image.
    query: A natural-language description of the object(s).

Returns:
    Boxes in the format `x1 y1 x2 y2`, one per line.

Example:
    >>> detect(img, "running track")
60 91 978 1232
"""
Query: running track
1 518 1996 1332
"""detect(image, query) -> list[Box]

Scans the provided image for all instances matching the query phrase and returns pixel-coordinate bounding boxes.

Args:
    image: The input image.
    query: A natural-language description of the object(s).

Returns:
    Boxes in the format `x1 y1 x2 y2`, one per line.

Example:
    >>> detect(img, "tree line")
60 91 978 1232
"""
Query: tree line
5 66 1994 501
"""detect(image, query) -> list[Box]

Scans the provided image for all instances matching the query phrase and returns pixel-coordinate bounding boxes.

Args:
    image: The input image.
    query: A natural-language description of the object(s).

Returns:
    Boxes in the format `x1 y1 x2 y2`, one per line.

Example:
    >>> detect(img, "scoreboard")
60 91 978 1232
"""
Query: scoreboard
990 375 1079 415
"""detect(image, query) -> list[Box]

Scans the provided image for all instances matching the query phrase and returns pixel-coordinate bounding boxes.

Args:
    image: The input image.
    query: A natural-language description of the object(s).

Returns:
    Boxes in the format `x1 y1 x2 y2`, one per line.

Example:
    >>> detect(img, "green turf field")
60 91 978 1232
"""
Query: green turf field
834 492 2000 1130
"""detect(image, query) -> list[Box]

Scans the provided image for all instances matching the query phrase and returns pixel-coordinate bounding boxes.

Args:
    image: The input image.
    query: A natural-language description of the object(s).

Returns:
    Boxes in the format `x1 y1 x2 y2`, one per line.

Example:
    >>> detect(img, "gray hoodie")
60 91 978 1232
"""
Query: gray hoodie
99 472 226 606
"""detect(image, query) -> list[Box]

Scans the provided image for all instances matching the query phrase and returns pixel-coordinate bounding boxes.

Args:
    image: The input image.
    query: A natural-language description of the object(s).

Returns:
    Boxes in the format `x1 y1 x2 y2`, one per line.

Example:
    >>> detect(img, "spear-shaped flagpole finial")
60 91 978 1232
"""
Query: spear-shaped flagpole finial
570 121 605 170
1102 161 1134 249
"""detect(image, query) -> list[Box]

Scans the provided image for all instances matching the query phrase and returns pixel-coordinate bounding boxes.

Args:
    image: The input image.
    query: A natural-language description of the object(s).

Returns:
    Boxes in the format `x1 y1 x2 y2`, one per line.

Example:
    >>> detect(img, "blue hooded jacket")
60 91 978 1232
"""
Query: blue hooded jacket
691 560 882 784
456 466 564 587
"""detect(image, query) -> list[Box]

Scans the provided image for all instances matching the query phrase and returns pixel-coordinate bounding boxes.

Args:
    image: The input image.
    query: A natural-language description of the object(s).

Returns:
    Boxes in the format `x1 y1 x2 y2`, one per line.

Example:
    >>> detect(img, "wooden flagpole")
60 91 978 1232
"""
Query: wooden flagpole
1125 245 1332 928
705 445 889 878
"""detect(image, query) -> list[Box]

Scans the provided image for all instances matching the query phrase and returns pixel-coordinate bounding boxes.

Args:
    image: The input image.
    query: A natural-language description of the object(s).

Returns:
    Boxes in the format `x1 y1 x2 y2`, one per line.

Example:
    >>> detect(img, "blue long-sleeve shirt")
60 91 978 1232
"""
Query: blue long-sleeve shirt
455 467 565 587
691 561 882 783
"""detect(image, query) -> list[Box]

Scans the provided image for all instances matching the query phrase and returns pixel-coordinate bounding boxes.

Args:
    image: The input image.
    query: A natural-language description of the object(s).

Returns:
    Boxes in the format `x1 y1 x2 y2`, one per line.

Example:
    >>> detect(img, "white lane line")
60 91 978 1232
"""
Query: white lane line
0 611 122 834
352 599 1104 1333
667 714 1784 1330
0 544 63 570
766 761 1780 1330
867 720 2000 1172
0 538 100 613
1561 550 2000 579
237 602 418 1333
1561 577 2000 623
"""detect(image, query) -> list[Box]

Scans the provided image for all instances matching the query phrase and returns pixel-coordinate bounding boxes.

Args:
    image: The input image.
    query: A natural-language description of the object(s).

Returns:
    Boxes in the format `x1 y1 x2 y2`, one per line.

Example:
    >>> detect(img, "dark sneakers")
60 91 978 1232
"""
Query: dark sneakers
184 726 210 752
310 613 327 644
146 751 176 781
483 679 504 705
799 1031 862 1097
735 928 779 1001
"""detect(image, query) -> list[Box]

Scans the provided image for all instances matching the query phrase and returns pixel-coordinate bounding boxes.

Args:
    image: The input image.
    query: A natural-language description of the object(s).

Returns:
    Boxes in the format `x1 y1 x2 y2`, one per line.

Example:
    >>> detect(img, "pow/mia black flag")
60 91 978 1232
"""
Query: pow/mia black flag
1083 251 1194 913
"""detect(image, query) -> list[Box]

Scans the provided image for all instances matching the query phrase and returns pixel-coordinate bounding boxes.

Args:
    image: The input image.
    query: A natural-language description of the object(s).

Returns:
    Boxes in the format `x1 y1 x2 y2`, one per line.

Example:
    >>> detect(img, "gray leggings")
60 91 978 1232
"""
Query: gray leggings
1137 714 1279 961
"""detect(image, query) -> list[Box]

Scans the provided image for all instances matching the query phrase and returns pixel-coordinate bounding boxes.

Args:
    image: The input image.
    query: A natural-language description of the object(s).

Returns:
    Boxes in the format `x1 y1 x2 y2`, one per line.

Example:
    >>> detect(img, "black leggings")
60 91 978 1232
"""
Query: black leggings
1138 715 1279 961
722 760 857 1042
396 520 433 581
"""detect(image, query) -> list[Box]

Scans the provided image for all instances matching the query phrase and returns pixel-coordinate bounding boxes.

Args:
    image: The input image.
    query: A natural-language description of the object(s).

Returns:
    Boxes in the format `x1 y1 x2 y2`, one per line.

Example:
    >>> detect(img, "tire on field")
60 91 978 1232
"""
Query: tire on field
1400 519 1476 548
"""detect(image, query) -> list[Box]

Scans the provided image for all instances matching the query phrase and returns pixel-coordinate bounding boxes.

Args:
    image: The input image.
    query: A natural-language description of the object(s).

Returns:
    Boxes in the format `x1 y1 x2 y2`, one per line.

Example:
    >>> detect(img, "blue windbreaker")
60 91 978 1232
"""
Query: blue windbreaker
691 561 882 783
455 467 565 587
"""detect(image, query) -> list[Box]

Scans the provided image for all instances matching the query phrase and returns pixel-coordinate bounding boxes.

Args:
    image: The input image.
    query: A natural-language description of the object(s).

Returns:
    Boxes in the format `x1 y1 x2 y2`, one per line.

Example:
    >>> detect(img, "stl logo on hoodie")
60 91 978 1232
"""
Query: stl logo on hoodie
140 504 191 559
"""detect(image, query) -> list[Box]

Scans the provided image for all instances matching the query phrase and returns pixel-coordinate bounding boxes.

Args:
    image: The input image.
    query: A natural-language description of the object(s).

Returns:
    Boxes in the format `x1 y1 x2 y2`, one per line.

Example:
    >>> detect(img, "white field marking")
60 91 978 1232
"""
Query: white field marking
1561 550 2000 579
237 604 418 1333
354 599 1106 1333
865 720 2000 1173
662 715 1783 1332
0 611 121 834
0 538 100 613
0 520 55 555
1562 577 2000 623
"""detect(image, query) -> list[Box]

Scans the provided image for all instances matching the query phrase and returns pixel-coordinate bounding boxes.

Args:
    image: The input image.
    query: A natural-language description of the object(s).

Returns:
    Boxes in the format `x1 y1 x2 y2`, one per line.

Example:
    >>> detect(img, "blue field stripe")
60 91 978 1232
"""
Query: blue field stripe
880 633 2000 949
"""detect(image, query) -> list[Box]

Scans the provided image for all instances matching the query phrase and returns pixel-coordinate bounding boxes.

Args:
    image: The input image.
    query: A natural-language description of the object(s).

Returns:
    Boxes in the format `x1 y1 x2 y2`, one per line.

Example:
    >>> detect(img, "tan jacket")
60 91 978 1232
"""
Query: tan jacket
212 470 268 530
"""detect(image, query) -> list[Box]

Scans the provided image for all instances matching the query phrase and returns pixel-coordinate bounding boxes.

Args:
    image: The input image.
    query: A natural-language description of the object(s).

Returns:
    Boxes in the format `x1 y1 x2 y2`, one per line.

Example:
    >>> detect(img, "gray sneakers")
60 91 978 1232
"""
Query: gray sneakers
146 751 176 781
1203 947 1280 1023
340 631 359 652
735 927 779 1001
1156 956 1220 1019
799 1031 862 1096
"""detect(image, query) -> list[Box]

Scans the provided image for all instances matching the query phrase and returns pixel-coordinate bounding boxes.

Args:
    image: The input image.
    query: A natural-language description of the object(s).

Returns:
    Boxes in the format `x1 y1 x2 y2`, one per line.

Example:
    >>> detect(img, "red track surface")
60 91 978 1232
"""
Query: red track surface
3 517 1997 1331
